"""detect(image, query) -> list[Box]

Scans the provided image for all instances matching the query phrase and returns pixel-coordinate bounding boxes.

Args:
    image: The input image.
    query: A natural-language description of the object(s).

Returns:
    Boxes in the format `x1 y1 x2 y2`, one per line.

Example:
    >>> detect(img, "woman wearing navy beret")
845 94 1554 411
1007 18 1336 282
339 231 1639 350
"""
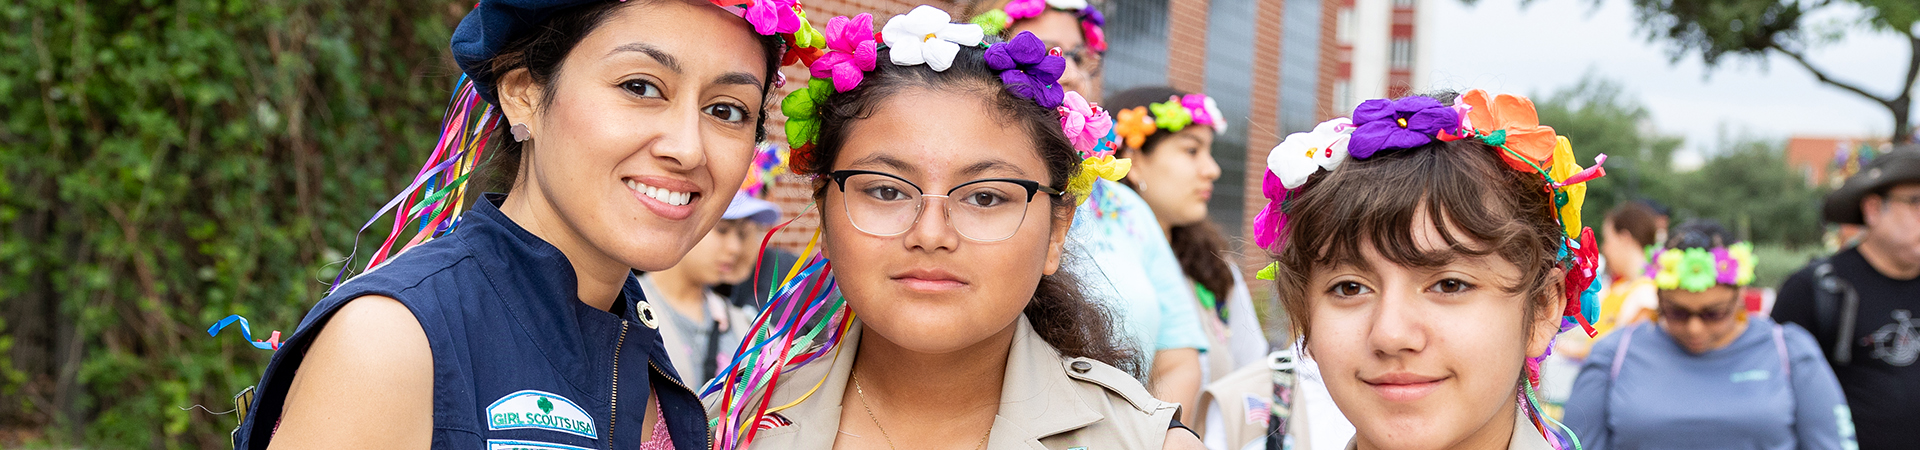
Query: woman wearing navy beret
232 0 807 448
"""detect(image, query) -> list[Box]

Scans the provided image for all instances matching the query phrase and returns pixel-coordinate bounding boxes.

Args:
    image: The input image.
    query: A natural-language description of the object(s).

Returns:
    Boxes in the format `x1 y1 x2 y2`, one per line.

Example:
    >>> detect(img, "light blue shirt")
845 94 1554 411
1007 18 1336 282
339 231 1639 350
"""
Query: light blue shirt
1066 179 1209 374
1565 317 1856 450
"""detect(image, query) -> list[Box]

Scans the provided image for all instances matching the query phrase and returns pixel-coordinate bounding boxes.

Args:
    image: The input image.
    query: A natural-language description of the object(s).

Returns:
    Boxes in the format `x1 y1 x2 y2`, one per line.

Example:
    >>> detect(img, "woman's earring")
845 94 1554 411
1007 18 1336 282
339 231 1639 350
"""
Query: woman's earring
511 123 531 142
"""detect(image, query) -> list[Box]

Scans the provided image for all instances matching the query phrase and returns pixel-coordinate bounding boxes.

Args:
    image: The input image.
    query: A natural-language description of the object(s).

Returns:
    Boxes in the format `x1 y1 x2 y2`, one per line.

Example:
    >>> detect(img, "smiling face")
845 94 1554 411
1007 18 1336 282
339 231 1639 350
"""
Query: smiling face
1304 211 1564 450
1127 126 1219 229
821 87 1071 355
494 0 769 273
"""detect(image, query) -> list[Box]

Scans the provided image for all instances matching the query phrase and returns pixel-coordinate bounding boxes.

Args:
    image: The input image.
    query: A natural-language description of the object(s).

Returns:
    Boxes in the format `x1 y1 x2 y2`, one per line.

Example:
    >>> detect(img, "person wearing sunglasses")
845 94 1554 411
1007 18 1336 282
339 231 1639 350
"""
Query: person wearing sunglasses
1564 221 1855 450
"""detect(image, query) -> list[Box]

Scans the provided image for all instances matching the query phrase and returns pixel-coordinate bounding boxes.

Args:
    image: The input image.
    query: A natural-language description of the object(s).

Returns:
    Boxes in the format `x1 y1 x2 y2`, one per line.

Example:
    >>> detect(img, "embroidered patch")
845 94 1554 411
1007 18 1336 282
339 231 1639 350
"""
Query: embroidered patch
754 412 793 431
1244 394 1272 426
1730 369 1771 383
487 439 595 450
486 390 598 439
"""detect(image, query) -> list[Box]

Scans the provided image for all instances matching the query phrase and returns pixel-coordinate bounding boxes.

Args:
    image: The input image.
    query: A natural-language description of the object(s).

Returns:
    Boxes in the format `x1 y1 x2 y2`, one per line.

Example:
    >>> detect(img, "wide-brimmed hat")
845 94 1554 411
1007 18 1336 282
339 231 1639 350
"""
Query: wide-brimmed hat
1823 147 1920 224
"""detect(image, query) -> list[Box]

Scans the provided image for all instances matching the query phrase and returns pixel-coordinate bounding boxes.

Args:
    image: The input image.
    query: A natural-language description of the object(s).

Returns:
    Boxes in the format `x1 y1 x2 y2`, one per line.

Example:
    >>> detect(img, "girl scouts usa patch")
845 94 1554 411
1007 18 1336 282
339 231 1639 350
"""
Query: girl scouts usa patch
488 439 594 450
487 390 598 439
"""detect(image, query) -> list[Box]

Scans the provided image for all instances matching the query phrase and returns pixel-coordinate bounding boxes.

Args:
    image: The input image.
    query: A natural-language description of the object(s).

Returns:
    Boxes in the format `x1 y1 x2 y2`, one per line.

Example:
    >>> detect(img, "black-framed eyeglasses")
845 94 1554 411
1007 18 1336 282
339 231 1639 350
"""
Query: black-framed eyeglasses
1060 46 1102 73
827 169 1061 242
1657 295 1744 325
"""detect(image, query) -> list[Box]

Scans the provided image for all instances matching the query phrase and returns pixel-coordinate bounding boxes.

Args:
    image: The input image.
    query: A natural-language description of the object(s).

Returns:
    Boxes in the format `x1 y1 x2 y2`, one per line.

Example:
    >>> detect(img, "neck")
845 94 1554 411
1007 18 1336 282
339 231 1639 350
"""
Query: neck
499 192 628 312
850 319 1016 426
1609 254 1645 280
1858 236 1920 280
647 268 710 319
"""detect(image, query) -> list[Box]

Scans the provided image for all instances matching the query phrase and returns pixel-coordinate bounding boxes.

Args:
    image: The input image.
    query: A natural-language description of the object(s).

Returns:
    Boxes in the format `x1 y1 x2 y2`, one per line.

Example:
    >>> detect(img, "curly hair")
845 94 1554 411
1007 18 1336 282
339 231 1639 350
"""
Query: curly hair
1103 86 1236 315
791 44 1141 375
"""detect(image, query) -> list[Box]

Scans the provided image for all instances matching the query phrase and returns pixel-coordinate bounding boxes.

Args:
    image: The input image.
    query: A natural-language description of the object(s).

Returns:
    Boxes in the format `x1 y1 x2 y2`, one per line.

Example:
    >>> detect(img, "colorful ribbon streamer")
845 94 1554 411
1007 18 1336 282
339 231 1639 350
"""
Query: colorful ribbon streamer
207 315 283 351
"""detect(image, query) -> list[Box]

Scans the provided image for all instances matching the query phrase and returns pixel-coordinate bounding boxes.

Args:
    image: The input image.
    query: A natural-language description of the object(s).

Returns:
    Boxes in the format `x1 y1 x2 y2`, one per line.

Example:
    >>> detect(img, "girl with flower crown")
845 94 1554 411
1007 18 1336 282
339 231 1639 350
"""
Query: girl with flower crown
230 0 803 447
702 6 1204 449
1257 90 1608 450
1563 220 1853 450
962 0 1108 98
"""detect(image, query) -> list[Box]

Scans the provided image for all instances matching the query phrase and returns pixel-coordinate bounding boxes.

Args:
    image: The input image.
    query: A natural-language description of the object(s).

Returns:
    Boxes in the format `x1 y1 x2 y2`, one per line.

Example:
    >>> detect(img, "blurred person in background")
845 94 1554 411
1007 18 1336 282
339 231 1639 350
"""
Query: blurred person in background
640 192 780 387
719 144 800 310
1556 201 1664 360
964 0 1106 99
1773 148 1920 450
1565 221 1853 450
1102 86 1272 448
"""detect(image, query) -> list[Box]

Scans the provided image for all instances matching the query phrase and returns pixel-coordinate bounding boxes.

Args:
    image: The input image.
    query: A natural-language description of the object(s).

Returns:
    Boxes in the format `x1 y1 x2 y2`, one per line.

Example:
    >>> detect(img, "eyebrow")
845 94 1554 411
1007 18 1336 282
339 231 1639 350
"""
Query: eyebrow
609 43 681 74
847 154 1030 180
848 154 919 174
960 159 1026 177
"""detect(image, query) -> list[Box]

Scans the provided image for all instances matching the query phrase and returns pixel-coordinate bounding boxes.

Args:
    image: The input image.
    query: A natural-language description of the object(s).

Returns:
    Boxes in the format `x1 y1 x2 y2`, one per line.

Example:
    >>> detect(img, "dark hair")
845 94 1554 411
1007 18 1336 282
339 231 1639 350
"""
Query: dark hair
1273 120 1565 347
793 44 1141 375
477 0 785 192
1662 219 1738 250
1101 86 1235 313
1605 201 1661 249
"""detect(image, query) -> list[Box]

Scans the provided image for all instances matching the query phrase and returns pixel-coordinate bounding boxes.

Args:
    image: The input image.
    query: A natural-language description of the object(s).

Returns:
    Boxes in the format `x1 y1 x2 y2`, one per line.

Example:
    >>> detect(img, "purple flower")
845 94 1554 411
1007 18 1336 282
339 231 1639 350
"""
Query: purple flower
1079 6 1105 26
1348 97 1458 159
986 31 1066 108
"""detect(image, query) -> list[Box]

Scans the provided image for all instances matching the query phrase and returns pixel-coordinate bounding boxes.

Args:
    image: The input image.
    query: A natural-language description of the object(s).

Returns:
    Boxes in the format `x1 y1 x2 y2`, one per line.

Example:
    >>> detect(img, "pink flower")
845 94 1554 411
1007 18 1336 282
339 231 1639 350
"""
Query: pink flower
744 0 802 35
1059 91 1113 156
809 13 878 92
1081 21 1106 52
1004 0 1045 20
1253 170 1289 251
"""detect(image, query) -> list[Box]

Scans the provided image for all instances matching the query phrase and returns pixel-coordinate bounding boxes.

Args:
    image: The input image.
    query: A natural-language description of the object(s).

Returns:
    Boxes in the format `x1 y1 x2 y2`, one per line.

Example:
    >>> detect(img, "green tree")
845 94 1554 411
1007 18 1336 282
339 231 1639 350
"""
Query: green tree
1621 0 1918 143
2 0 462 446
1665 136 1828 247
1533 75 1687 226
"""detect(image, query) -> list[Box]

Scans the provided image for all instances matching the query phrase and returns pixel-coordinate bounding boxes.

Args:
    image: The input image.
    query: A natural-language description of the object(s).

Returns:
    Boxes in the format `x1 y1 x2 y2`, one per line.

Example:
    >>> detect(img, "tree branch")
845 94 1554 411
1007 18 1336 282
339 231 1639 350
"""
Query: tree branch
1768 43 1896 107
1902 35 1919 102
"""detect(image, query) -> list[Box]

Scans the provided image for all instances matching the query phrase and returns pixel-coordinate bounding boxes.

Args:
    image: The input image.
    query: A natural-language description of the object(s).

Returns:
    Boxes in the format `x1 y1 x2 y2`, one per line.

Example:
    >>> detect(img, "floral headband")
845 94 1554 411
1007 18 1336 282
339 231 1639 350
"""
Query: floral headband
1253 90 1610 334
968 0 1108 53
782 5 1128 204
1646 243 1756 292
1112 94 1227 149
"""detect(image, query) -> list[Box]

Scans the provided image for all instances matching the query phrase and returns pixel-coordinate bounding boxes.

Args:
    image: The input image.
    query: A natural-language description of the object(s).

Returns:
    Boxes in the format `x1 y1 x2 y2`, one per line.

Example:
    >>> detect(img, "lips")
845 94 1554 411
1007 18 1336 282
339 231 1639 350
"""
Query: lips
1363 372 1447 403
624 177 701 221
890 268 968 293
626 179 694 206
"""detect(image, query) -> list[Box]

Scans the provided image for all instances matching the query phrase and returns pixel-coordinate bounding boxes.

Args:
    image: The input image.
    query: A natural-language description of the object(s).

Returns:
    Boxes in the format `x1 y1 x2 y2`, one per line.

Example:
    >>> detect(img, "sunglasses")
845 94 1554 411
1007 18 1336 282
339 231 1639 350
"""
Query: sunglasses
1657 295 1743 324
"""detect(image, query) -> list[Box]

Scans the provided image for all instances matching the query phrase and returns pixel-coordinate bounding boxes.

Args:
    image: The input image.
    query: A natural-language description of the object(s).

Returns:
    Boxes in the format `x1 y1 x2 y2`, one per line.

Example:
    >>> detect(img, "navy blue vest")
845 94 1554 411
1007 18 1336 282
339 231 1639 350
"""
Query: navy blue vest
235 194 708 449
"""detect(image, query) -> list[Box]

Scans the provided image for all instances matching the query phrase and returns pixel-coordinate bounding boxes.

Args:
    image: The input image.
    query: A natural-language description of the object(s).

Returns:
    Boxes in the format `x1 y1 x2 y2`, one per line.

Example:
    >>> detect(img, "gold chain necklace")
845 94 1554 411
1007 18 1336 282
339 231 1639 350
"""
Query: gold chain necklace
851 373 990 450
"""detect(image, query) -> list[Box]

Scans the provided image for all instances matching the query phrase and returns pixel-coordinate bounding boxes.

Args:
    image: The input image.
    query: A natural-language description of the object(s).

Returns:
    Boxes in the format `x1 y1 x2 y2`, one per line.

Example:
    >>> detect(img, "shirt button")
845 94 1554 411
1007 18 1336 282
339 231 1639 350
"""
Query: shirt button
1070 360 1092 373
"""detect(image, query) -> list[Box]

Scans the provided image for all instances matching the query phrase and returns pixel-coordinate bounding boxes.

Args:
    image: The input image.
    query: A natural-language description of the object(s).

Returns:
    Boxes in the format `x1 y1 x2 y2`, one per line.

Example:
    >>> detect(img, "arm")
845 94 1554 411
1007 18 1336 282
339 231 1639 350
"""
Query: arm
1151 347 1203 423
1164 427 1208 450
1223 266 1270 366
1783 324 1856 450
268 296 433 450
1562 329 1620 450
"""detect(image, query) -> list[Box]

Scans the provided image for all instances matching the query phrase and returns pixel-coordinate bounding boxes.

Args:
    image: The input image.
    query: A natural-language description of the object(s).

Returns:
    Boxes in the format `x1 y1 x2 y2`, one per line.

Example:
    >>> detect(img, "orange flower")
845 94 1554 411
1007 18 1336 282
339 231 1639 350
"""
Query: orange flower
1115 106 1156 149
1461 89 1557 173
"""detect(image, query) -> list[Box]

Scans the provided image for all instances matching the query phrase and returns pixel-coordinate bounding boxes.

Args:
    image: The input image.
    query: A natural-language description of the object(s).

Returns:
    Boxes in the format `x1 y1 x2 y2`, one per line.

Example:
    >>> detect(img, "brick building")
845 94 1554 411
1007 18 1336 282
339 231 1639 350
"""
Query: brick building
761 0 1427 275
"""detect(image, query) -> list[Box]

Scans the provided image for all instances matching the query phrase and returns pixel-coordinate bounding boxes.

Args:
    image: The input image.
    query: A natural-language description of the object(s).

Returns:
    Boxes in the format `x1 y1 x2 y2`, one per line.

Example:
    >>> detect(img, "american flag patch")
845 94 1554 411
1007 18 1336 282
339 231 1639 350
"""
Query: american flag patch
1244 394 1272 426
755 413 793 431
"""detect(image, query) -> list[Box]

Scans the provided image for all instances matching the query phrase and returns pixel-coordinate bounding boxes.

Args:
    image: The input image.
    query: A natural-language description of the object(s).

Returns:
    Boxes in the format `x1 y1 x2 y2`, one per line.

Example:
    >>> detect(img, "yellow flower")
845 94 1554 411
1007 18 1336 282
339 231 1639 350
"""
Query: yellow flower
1653 250 1684 290
1547 136 1585 238
1067 156 1131 205
1729 242 1757 286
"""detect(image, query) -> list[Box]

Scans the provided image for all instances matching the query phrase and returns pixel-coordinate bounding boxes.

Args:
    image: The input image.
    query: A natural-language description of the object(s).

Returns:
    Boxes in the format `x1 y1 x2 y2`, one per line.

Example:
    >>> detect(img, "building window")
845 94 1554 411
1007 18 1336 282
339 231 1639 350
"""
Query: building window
1390 38 1412 69
1336 7 1353 45
1393 0 1414 8
1333 79 1352 113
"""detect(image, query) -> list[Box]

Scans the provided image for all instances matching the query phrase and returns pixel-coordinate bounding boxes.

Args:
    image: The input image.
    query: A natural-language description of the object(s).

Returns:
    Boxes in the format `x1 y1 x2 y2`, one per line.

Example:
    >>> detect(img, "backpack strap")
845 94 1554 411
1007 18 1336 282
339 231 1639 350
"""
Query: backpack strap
1610 323 1638 380
1771 322 1790 378
1812 259 1860 365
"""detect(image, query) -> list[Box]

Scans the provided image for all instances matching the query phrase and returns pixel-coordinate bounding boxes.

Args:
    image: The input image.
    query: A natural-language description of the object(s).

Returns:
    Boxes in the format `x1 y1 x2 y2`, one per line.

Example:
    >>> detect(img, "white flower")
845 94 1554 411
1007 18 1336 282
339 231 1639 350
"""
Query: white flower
881 6 985 72
1045 0 1089 11
1203 96 1227 133
1267 118 1352 189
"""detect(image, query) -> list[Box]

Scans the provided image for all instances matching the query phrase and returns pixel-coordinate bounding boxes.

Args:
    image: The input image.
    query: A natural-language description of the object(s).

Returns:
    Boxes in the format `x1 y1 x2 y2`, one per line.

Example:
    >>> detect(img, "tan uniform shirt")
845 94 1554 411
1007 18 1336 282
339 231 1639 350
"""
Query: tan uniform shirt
1341 412 1555 450
707 315 1180 449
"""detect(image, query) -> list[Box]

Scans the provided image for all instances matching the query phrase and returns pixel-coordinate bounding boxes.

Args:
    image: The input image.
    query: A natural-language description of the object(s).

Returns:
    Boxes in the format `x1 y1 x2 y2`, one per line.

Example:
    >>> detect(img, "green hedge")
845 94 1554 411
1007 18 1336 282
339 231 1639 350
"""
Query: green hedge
2 1 462 446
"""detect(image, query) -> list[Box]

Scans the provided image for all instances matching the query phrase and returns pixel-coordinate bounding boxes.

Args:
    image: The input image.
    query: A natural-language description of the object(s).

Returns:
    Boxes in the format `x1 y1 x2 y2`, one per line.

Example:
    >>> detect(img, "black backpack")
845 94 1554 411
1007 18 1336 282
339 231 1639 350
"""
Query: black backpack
1812 258 1861 365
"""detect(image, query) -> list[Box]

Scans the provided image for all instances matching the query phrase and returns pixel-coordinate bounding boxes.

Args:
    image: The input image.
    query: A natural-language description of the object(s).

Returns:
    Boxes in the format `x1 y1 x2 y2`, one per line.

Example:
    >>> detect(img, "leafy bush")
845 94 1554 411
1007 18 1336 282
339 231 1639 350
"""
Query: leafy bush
2 1 462 446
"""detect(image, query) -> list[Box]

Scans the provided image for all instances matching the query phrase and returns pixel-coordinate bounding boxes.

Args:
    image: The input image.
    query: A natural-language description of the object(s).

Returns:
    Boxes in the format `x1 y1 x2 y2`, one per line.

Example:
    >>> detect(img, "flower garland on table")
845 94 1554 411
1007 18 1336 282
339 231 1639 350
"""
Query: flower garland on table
968 0 1108 53
1252 90 1608 450
708 7 1125 448
1646 243 1755 292
1111 93 1228 149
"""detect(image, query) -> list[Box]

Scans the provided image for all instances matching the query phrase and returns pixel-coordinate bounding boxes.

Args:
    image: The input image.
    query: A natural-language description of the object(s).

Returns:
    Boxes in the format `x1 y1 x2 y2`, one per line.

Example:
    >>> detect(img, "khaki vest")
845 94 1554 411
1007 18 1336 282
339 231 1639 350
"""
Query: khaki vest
706 315 1180 449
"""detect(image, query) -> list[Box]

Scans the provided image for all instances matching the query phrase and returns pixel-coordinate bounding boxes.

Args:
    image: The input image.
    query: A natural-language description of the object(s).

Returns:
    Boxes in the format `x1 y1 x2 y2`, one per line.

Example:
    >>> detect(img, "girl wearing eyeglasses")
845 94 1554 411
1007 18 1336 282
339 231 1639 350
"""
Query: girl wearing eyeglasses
1563 220 1855 450
702 7 1205 449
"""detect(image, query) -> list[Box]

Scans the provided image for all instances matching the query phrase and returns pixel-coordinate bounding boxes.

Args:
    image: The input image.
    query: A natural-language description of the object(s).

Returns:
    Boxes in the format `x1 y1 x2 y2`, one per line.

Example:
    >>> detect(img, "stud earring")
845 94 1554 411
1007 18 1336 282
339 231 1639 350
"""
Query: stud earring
511 123 531 142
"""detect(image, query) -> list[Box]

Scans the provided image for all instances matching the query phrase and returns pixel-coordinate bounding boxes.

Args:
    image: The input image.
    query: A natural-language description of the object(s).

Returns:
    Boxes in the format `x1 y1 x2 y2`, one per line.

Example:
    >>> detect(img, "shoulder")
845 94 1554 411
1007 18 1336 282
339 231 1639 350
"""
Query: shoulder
270 295 434 447
1062 356 1172 415
1775 321 1828 363
329 236 477 299
1038 356 1181 447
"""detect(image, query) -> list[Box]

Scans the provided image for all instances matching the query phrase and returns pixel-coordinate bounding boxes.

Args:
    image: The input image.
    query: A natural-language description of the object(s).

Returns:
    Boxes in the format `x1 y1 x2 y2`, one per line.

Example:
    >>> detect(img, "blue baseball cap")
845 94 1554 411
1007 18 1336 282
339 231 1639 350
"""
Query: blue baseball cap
723 192 782 225
451 0 613 103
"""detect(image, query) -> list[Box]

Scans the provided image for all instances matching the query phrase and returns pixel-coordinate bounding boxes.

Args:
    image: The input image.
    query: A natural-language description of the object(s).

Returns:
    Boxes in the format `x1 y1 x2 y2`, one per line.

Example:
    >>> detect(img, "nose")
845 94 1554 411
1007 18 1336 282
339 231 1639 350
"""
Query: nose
1367 288 1428 357
1200 152 1222 182
900 195 960 253
650 102 708 172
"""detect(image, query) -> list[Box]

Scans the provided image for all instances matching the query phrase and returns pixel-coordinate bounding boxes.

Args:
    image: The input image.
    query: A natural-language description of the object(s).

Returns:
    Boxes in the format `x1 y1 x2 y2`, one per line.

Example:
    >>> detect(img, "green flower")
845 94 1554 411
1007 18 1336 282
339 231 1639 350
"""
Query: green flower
793 10 826 49
782 78 834 148
970 10 1011 36
1675 247 1718 292
1256 262 1280 281
1149 99 1192 132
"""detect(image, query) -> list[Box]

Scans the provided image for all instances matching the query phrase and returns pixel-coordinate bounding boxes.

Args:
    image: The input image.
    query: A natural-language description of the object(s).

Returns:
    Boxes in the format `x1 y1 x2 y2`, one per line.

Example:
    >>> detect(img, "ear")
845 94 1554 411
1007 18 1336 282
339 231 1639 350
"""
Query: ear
496 67 542 133
1527 268 1569 359
1042 205 1076 276
1861 194 1884 227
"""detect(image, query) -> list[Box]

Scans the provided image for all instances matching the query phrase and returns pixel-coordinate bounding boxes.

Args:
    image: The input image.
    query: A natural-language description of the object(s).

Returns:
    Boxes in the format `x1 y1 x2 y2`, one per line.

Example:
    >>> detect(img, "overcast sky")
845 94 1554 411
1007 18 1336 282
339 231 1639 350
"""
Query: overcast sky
1426 0 1914 165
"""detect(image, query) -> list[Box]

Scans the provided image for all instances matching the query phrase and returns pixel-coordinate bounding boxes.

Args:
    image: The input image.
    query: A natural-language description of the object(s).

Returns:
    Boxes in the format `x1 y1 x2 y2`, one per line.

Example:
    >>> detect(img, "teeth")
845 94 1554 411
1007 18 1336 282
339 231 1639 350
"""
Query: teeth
626 180 693 206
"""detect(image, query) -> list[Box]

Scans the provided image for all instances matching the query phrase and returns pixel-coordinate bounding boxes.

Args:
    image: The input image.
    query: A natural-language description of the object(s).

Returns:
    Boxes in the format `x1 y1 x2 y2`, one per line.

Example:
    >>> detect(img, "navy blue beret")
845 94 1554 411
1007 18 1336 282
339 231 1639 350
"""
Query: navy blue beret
450 0 613 104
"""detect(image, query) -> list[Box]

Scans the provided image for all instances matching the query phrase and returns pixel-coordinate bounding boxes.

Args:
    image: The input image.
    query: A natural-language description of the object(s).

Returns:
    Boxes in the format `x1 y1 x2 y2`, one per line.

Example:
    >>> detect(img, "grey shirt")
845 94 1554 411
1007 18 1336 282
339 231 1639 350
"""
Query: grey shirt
1565 317 1856 450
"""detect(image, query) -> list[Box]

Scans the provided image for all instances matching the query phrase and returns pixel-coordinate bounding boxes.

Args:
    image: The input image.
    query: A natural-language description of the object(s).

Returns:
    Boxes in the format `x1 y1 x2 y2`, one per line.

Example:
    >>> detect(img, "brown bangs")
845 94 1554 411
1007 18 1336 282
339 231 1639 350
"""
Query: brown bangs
1274 137 1565 341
